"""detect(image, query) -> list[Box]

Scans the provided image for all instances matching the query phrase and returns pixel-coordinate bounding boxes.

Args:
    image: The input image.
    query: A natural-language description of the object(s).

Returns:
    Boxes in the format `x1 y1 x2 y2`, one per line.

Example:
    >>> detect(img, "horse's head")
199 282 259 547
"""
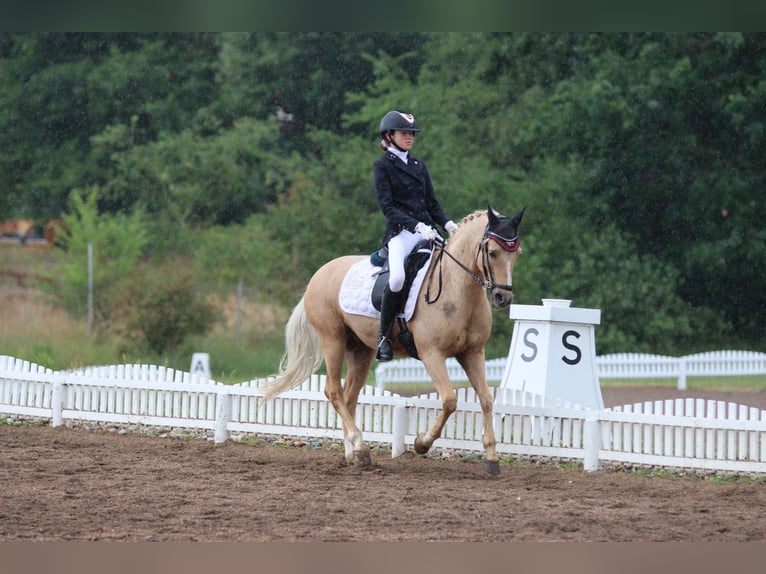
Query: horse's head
481 205 525 309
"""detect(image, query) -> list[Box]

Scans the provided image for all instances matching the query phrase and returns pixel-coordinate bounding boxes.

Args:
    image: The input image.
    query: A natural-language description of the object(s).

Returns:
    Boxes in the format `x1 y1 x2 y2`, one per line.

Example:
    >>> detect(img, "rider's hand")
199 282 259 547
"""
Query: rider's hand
445 220 458 236
415 222 438 241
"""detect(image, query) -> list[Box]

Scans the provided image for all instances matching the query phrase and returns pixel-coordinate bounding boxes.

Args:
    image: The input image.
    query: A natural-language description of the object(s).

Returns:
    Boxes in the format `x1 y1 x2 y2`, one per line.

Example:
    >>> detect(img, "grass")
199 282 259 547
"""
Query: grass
0 243 287 383
0 305 288 385
381 374 766 396
599 375 766 391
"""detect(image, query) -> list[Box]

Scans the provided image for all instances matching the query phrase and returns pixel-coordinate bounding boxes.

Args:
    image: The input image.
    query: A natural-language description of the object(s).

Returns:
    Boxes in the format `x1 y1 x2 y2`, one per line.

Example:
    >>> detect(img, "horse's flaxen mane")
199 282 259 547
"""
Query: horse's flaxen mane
451 210 491 237
459 210 489 225
456 209 490 228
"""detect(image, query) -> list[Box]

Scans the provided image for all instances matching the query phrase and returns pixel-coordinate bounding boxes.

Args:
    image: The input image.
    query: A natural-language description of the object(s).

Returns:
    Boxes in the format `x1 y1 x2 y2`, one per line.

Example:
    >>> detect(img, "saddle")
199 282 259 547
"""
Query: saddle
369 240 434 359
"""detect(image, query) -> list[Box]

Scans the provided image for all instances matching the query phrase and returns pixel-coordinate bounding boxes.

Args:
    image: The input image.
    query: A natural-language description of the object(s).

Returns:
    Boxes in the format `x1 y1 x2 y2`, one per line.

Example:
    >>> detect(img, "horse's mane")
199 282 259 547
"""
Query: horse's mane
459 210 490 225
452 209 490 237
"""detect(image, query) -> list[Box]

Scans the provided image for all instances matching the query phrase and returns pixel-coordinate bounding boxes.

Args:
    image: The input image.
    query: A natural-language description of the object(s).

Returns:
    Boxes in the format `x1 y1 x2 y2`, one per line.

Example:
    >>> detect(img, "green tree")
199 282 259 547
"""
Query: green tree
0 33 220 219
47 186 148 329
210 33 426 138
91 116 299 226
4 32 766 353
519 33 766 343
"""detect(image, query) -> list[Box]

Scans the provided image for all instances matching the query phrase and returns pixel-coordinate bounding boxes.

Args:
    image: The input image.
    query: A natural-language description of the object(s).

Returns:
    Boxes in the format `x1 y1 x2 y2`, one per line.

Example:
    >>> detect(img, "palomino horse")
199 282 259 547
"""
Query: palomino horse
262 206 525 475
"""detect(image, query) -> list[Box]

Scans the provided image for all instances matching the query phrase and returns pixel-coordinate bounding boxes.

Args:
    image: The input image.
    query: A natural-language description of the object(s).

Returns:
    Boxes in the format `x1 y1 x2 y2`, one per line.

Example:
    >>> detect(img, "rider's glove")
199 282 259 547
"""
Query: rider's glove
414 222 438 241
445 220 458 236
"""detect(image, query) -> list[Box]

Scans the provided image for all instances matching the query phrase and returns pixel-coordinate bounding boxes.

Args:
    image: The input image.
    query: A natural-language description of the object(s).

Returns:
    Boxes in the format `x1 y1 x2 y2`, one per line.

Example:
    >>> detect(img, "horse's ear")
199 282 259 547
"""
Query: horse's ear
511 207 526 227
487 204 498 226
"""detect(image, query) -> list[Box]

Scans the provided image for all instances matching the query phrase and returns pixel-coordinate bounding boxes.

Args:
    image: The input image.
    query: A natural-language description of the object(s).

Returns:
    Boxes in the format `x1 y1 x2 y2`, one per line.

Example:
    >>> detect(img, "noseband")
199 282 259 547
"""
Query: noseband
425 225 520 304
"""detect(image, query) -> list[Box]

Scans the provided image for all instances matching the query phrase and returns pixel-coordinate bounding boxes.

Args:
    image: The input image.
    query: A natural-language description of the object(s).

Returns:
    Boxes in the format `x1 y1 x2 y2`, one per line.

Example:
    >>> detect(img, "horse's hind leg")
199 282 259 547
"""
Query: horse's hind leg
343 342 375 417
340 341 376 467
458 350 500 475
319 335 372 468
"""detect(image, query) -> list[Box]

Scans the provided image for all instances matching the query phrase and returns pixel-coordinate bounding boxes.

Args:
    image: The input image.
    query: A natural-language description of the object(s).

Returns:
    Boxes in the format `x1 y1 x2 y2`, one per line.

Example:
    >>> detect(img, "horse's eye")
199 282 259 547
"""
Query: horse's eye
488 249 497 259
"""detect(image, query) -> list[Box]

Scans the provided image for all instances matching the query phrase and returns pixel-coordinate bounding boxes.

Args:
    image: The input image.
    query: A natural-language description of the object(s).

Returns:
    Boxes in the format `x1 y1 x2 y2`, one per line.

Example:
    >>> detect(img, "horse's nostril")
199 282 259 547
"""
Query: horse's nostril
491 291 513 309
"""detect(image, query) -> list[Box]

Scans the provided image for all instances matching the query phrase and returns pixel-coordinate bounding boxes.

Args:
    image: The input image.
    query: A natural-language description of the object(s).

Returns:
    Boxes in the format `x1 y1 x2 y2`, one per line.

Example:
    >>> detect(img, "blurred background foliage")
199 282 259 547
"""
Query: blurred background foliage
2 32 765 363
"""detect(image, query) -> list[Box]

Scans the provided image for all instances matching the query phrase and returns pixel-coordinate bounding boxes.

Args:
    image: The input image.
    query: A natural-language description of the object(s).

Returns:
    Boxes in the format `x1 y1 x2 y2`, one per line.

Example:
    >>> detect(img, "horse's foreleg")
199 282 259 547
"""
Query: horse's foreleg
321 341 371 468
458 351 500 475
415 357 457 455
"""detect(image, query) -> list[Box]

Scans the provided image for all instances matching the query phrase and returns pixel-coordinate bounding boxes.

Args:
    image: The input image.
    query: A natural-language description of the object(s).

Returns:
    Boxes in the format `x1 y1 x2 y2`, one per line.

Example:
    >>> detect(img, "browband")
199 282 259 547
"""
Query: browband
485 231 520 252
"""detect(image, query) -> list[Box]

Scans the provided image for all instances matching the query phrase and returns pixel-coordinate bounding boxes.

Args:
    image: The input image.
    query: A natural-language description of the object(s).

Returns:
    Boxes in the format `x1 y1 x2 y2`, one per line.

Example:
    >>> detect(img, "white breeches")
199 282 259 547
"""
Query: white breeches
387 229 424 292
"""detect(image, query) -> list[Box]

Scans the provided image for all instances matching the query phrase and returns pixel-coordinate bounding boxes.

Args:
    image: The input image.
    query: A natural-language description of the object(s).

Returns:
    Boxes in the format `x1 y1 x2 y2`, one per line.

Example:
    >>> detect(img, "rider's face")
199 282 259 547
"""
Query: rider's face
391 130 415 151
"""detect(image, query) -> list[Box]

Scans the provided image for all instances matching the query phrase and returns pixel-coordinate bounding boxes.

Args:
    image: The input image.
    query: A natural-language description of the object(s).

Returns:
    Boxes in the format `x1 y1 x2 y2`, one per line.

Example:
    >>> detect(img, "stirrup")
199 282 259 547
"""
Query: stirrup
376 336 393 361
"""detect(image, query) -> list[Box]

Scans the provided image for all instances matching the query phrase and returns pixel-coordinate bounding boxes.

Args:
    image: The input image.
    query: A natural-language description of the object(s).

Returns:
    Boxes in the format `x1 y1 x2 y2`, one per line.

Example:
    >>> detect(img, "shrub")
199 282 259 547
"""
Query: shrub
118 262 220 356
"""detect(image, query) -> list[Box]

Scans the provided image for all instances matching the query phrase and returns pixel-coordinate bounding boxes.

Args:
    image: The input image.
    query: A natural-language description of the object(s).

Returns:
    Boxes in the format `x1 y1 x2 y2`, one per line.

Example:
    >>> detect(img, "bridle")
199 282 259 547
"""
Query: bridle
425 225 520 304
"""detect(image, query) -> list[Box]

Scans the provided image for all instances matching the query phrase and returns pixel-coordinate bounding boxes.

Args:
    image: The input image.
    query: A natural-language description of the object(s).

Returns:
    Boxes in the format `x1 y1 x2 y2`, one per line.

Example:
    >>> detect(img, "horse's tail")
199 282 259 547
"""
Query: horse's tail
261 295 323 401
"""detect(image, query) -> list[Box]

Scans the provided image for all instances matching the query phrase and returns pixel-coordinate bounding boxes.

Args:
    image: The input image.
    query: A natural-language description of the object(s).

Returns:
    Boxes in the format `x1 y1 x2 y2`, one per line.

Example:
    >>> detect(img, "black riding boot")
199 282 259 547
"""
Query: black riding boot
376 286 404 362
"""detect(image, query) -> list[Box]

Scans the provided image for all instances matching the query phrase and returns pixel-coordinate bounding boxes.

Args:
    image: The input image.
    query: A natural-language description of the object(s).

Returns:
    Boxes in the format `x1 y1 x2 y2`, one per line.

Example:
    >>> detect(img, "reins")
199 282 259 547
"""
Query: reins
425 230 516 304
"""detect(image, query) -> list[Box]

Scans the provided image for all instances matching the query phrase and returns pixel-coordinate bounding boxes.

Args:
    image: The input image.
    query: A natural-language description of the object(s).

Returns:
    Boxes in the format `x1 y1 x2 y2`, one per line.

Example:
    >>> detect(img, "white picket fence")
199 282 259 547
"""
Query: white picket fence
375 350 766 391
374 357 509 391
2 355 766 474
598 350 766 390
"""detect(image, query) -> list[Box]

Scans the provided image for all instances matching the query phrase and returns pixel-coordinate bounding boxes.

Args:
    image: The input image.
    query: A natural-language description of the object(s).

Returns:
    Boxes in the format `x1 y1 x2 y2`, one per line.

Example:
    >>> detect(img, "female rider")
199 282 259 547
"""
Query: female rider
373 110 458 362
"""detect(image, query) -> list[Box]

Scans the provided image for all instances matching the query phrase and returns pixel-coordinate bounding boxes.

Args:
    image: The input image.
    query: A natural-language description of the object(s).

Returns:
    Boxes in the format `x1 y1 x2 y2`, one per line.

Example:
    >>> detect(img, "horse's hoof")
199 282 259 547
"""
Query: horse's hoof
353 449 372 468
414 434 431 455
482 459 501 476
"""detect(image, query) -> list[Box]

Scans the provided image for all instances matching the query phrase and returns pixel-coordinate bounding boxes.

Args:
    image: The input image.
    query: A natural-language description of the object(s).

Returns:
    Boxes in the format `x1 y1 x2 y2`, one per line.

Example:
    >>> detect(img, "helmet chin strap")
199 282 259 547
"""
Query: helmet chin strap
385 132 408 153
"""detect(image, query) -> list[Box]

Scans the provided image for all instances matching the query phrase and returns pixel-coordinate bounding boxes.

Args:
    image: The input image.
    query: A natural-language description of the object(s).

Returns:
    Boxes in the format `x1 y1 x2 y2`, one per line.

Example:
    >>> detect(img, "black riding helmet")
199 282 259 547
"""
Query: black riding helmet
379 111 420 136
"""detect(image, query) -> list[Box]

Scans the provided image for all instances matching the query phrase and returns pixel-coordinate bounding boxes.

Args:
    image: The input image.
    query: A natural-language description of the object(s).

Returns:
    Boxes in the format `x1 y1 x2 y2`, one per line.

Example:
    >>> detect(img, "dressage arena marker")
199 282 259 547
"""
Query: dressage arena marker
190 353 211 382
501 298 604 409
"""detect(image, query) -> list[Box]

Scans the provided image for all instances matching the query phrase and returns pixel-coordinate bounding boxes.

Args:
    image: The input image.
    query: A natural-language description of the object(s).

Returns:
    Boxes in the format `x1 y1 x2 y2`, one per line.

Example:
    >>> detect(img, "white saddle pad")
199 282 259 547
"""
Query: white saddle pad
339 253 432 320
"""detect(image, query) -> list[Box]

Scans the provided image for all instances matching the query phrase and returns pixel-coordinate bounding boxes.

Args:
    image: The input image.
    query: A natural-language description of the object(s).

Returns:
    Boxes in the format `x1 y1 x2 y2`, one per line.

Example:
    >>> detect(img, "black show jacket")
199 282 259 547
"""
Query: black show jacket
373 151 450 245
